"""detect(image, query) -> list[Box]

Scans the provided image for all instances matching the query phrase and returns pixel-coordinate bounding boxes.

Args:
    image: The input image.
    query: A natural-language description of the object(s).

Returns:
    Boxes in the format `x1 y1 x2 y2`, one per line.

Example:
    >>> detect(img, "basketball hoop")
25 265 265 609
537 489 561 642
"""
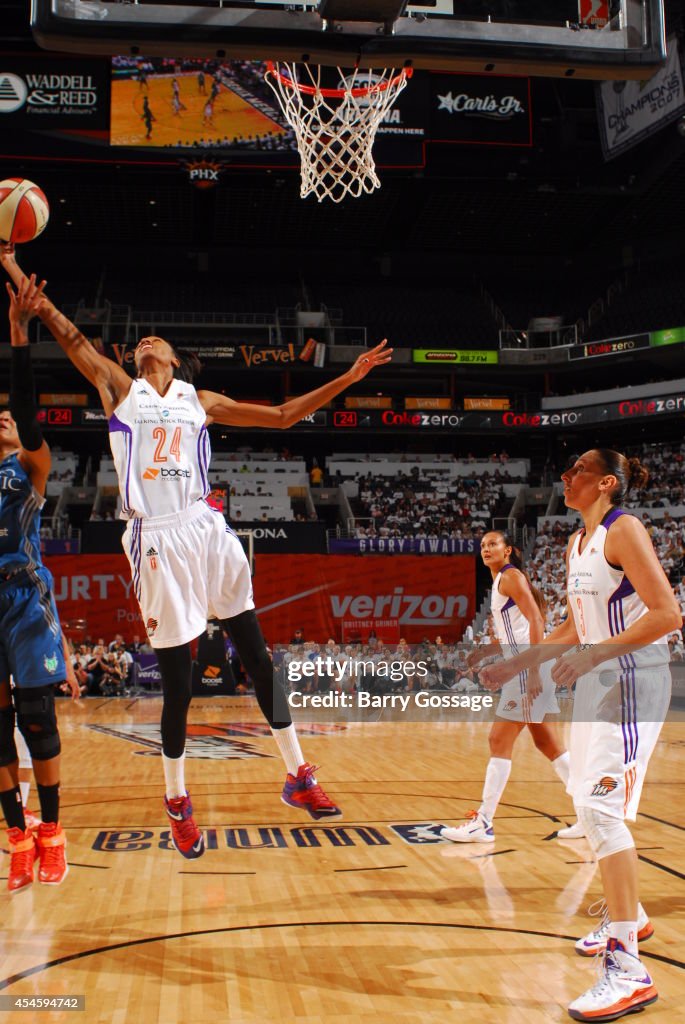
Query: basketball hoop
265 62 412 203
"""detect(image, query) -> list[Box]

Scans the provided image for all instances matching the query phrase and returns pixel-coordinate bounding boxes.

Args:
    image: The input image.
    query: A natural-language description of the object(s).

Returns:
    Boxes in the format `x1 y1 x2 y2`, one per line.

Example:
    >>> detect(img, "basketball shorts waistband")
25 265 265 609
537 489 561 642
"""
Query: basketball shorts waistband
125 500 214 533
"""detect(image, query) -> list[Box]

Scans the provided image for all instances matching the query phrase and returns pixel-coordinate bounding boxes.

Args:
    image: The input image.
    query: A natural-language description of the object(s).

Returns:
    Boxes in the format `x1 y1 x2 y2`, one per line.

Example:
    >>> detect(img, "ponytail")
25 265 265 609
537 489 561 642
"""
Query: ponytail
496 532 547 616
594 449 649 503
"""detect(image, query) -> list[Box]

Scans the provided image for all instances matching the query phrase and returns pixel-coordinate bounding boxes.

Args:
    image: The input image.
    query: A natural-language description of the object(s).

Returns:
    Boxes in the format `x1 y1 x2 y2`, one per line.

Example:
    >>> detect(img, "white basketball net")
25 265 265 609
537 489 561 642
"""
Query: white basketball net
265 63 411 203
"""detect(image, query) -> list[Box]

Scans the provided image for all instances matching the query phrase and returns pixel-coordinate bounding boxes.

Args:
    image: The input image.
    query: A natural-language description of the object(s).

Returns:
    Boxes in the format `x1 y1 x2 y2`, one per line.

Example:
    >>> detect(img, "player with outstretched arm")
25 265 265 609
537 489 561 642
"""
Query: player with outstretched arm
1 245 391 860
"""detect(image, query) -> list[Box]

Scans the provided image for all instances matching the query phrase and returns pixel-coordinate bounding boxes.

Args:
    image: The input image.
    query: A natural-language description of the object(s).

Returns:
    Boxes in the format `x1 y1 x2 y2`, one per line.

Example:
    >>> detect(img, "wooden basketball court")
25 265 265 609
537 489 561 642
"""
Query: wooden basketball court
2 698 683 1023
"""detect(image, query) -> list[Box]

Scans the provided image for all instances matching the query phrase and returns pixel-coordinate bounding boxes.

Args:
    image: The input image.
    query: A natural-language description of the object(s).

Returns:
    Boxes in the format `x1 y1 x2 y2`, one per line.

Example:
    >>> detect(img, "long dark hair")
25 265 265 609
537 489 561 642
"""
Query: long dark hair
594 449 649 504
491 529 547 616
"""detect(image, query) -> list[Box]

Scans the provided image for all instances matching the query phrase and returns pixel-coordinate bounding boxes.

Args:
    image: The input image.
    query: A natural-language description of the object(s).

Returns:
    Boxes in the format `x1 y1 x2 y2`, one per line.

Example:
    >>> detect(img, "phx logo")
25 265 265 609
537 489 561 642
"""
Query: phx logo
182 158 223 190
146 616 158 637
591 776 618 797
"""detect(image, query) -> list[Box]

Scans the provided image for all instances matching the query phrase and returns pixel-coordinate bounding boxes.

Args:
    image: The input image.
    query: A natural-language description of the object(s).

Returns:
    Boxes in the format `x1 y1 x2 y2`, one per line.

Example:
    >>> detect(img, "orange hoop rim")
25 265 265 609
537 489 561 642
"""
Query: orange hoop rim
265 62 412 99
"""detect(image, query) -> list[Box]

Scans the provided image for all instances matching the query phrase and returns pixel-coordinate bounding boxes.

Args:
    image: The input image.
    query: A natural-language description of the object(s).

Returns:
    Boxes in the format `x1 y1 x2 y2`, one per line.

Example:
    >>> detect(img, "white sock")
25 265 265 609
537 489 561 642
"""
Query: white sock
479 757 512 821
637 903 649 929
608 920 639 958
19 781 30 807
272 724 306 777
162 753 186 800
551 751 570 786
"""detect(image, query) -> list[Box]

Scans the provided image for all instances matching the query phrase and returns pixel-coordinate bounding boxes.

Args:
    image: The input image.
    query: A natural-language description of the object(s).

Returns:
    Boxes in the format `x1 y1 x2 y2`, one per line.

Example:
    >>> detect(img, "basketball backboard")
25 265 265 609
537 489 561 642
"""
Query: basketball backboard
31 1 666 79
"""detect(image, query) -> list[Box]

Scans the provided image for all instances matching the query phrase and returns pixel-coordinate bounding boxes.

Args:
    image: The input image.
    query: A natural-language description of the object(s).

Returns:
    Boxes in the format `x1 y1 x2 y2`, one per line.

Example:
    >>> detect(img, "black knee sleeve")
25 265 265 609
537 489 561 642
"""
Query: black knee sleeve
221 610 291 728
155 644 193 758
14 684 61 761
0 705 18 768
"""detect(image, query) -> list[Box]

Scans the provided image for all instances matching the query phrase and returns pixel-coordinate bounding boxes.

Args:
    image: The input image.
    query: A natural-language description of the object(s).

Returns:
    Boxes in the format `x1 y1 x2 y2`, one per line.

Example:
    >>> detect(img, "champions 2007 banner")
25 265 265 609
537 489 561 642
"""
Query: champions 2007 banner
597 38 685 160
45 554 475 645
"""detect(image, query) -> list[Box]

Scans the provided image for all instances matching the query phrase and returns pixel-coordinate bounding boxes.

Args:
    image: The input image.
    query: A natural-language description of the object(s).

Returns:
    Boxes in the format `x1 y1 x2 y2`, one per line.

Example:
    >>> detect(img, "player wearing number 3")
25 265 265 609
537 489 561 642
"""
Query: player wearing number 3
480 450 680 1023
1 246 392 859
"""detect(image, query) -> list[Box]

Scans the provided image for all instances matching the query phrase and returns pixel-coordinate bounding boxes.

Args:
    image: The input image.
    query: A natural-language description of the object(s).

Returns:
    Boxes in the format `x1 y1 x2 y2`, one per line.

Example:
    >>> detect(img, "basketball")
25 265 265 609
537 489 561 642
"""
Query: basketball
0 177 50 244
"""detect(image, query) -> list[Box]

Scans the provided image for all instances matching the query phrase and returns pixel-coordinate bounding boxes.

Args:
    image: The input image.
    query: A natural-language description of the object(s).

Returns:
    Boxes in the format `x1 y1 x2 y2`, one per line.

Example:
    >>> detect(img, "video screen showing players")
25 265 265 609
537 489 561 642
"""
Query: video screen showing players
110 57 296 153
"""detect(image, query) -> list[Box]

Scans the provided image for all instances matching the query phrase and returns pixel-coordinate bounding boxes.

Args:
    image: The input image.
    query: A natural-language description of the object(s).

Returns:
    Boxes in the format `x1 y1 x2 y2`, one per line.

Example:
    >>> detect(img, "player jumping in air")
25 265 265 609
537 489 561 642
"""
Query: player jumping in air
1 246 392 860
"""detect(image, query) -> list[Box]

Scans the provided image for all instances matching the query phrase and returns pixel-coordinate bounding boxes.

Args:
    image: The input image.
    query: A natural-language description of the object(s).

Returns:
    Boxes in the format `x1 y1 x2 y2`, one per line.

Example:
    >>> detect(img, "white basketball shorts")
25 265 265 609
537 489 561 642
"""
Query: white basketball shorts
496 663 560 723
122 500 254 649
568 664 671 821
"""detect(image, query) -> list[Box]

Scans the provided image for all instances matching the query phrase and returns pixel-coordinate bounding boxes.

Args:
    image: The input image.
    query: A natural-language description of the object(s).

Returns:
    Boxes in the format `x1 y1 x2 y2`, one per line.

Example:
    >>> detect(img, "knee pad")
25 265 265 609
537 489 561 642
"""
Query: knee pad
576 805 635 860
14 685 61 762
14 725 32 770
0 706 18 768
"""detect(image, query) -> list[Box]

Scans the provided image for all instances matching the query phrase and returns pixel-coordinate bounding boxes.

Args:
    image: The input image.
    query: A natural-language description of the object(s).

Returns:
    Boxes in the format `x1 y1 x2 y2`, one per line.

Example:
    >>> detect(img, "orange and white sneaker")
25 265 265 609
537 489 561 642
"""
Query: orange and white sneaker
281 763 342 820
568 939 658 1022
23 809 41 832
441 810 495 844
35 822 69 885
6 827 38 894
576 901 654 957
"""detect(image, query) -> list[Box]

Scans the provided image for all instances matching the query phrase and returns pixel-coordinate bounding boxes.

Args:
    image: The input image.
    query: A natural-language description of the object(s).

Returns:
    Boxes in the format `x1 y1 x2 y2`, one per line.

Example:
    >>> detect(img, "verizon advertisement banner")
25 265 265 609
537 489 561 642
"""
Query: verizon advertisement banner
598 39 685 160
45 554 475 645
253 555 475 644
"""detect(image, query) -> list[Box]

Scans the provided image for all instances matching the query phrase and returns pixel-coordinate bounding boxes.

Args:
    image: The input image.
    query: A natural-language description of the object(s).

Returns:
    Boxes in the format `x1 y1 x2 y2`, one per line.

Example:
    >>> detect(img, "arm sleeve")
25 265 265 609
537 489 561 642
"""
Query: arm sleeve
9 345 44 452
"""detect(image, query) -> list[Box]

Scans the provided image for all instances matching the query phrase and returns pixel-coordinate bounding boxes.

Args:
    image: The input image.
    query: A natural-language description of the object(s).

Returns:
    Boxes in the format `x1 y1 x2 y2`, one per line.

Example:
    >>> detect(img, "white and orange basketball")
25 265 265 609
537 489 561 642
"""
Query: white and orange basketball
0 178 50 244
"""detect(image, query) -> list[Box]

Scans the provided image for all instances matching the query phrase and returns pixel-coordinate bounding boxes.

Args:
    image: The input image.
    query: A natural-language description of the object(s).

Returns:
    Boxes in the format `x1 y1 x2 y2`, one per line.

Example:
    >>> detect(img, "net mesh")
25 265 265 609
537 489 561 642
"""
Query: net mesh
265 63 411 203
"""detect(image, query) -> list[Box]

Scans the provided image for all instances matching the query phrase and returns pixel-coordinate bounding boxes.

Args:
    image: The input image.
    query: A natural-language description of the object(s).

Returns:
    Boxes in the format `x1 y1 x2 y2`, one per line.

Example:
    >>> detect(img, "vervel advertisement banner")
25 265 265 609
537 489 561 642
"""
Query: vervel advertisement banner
46 554 475 645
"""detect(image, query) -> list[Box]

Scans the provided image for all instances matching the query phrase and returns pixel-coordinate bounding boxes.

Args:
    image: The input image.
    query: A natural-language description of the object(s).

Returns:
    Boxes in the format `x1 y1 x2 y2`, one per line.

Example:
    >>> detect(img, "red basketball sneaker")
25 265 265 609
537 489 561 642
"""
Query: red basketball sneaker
6 827 37 894
35 822 68 885
164 792 205 859
281 763 342 820
24 809 41 832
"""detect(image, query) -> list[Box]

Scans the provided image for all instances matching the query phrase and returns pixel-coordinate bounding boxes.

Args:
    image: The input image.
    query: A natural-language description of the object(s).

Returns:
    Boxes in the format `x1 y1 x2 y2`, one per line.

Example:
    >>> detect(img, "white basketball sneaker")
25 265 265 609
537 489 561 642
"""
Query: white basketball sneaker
568 940 657 1021
441 810 495 844
576 901 654 958
557 822 585 839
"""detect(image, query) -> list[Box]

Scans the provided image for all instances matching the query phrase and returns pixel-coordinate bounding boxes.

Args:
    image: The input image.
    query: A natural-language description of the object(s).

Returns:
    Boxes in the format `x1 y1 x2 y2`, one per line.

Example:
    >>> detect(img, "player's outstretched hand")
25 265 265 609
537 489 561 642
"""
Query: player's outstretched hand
6 274 47 333
348 339 393 382
0 241 16 267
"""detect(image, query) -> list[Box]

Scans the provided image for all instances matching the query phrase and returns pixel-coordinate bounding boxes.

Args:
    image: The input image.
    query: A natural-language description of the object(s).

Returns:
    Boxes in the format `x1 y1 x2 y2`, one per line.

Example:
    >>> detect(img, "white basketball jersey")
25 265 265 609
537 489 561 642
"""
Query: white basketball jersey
568 508 669 667
491 565 530 652
109 379 210 519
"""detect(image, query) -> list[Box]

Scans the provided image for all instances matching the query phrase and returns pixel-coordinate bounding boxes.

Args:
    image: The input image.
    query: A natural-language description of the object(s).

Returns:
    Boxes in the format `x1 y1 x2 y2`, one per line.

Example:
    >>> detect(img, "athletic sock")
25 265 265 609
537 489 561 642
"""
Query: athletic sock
0 786 26 830
162 752 186 800
479 757 512 821
19 780 30 808
637 903 649 928
271 724 307 777
36 782 59 824
551 751 570 786
608 921 639 959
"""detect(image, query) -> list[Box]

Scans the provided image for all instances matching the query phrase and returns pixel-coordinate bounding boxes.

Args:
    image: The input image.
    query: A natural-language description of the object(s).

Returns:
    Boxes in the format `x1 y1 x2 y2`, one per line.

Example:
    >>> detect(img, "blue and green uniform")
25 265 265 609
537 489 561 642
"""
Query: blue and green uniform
0 452 65 687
